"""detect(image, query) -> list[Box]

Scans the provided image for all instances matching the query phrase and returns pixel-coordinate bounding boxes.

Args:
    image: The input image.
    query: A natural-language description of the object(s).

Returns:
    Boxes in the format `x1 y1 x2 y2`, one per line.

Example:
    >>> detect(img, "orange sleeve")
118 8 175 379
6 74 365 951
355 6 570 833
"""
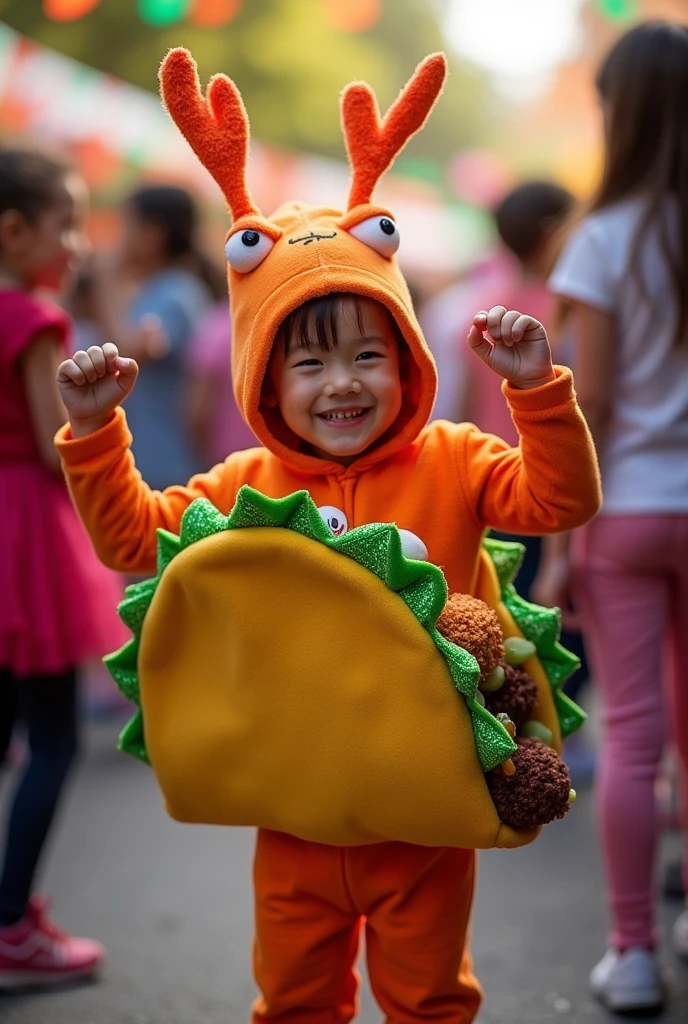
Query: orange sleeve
455 367 601 534
55 409 243 574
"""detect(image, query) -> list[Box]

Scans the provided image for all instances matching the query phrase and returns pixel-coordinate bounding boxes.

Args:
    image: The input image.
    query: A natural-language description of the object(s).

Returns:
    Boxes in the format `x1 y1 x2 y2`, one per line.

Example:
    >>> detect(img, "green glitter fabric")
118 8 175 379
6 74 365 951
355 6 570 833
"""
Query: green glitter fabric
483 536 586 738
105 486 519 771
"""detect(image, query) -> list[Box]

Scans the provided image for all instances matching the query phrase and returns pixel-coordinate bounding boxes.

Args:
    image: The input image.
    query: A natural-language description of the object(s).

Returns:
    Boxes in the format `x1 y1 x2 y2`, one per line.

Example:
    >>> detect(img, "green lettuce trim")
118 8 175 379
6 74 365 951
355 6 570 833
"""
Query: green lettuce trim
483 536 586 738
105 486 517 771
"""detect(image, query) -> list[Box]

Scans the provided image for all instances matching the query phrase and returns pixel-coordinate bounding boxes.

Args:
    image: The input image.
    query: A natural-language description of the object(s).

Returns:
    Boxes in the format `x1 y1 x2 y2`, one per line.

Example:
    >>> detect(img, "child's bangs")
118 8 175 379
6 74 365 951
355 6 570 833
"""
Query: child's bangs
279 293 365 354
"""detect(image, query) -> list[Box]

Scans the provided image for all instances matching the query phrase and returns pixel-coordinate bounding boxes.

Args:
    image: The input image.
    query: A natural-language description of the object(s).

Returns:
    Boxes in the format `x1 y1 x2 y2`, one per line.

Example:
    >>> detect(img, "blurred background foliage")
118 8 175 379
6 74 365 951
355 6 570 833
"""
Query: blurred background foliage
0 0 495 164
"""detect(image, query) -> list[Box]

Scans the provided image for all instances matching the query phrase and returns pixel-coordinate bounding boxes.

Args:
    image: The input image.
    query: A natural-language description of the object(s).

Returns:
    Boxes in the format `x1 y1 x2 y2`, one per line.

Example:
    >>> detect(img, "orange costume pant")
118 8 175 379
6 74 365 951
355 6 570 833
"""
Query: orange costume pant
251 830 482 1024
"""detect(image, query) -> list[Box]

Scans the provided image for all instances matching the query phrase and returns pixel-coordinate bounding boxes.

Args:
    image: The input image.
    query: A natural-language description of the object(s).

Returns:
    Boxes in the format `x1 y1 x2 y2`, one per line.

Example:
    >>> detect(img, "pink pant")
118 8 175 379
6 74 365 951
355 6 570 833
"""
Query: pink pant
573 515 688 950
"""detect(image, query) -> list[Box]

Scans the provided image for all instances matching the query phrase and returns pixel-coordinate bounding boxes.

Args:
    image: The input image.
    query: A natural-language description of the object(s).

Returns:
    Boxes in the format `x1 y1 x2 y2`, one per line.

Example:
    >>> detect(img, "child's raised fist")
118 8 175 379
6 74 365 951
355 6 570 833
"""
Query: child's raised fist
467 305 556 390
57 342 138 438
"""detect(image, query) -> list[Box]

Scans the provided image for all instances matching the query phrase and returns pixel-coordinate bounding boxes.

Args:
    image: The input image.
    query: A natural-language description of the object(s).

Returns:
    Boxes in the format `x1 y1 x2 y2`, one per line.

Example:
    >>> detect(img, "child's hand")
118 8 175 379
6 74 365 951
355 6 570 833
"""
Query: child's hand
467 306 556 389
57 343 138 438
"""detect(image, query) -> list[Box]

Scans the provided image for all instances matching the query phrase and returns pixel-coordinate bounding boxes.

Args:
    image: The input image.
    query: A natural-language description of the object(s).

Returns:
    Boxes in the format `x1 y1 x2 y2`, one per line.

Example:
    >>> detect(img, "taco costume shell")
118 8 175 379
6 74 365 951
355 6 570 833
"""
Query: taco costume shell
106 486 584 850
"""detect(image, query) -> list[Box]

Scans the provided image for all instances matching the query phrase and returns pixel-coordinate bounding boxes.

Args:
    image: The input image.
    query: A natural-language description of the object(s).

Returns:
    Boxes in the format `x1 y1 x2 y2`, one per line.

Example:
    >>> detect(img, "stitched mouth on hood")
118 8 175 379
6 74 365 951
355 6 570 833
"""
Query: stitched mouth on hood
288 231 338 246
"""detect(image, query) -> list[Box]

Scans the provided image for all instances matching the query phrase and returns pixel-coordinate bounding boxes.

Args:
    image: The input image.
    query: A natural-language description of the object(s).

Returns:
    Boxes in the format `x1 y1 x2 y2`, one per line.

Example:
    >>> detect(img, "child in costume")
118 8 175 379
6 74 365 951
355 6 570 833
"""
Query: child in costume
0 146 128 989
541 21 688 1013
55 50 600 1023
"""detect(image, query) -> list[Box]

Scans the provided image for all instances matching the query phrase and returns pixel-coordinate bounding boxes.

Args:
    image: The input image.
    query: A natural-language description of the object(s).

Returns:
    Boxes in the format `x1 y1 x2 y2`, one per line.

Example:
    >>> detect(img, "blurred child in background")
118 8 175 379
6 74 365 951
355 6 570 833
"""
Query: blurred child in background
463 181 575 447
0 145 126 989
544 21 688 1013
90 185 220 488
185 296 256 467
422 181 573 434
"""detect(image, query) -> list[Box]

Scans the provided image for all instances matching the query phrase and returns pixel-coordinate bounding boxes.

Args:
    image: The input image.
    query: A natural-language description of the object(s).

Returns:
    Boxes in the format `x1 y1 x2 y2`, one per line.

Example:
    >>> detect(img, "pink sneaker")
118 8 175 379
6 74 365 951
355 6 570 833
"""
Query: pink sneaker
0 896 104 990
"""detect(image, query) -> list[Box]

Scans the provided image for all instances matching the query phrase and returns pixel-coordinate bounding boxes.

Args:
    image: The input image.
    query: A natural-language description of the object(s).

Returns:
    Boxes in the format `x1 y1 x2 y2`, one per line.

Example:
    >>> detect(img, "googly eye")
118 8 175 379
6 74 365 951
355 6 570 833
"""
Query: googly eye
317 505 348 537
348 216 400 258
224 229 275 273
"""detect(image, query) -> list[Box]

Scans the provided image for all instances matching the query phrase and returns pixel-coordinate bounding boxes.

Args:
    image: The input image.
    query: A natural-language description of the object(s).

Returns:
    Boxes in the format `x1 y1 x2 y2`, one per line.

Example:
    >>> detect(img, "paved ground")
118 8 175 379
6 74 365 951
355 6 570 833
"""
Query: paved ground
0 718 686 1024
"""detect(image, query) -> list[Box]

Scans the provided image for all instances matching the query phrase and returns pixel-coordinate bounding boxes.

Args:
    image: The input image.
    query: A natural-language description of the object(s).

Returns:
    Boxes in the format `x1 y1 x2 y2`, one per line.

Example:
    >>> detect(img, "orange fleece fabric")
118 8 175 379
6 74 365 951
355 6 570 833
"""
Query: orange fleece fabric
251 831 481 1023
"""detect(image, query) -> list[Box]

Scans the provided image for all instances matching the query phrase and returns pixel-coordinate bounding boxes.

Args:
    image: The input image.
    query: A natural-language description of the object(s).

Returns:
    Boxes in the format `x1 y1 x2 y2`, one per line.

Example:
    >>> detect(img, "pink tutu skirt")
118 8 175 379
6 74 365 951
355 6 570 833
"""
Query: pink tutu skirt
0 463 129 678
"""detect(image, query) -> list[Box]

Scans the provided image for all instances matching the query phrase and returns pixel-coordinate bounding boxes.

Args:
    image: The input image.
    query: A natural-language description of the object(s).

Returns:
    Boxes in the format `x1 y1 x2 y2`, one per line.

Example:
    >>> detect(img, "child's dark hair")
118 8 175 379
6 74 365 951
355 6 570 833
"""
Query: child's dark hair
0 145 72 224
275 292 404 356
276 293 363 354
127 184 226 300
493 181 574 263
593 20 688 347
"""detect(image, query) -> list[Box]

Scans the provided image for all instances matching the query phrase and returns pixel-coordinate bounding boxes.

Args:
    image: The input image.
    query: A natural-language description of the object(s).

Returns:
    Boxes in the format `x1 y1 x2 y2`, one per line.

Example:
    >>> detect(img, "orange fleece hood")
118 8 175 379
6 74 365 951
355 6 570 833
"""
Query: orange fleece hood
159 48 447 473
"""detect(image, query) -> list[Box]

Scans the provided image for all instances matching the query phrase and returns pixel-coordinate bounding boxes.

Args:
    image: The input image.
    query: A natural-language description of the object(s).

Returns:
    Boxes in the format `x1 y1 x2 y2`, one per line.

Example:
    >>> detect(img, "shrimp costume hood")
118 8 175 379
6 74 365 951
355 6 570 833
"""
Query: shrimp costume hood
160 46 442 468
98 48 593 853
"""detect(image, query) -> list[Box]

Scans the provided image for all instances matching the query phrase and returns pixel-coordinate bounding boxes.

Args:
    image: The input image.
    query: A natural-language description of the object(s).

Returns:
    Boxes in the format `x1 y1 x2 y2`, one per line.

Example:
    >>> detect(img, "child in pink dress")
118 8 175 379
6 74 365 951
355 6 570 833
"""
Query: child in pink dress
0 145 127 989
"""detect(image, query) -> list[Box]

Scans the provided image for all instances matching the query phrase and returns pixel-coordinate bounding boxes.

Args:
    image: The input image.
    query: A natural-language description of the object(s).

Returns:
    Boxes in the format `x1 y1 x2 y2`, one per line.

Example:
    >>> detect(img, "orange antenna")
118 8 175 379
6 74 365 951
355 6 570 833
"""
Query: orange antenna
341 53 447 210
159 47 259 222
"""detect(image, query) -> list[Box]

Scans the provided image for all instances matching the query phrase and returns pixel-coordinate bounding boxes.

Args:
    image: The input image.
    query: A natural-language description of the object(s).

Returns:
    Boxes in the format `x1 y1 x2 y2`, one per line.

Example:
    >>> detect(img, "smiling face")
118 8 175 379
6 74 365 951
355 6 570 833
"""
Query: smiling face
264 294 404 465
